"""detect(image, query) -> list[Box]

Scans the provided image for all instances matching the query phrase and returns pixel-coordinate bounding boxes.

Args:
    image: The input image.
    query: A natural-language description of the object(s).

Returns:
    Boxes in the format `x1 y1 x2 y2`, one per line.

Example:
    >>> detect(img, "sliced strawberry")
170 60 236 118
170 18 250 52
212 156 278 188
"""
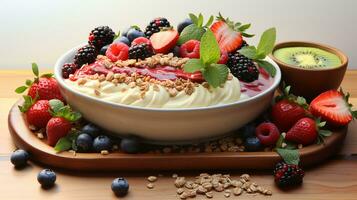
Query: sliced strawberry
131 37 151 46
310 90 355 126
210 21 243 53
150 30 179 54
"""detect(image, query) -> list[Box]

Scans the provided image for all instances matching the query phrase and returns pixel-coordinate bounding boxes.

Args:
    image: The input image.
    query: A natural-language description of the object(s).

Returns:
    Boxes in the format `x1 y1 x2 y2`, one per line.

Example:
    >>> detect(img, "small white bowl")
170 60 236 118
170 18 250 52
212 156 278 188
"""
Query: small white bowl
54 45 281 143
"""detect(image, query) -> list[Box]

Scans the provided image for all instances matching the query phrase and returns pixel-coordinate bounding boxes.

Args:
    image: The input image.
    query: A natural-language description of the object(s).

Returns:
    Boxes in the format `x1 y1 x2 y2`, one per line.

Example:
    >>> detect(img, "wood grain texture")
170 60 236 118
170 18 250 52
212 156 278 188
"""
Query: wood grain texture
0 70 357 199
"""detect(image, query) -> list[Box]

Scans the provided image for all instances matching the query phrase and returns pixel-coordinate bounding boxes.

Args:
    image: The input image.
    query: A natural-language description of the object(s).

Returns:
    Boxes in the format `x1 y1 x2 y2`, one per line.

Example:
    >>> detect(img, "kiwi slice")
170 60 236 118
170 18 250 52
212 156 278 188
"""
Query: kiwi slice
273 47 341 68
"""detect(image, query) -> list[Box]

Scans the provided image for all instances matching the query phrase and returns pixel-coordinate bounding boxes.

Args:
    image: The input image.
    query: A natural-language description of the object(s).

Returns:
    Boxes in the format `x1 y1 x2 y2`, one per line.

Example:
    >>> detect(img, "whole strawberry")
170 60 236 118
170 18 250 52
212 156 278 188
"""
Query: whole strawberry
18 96 52 129
15 63 64 102
285 117 331 145
46 117 72 146
46 99 82 146
271 86 307 132
274 162 304 187
310 89 357 127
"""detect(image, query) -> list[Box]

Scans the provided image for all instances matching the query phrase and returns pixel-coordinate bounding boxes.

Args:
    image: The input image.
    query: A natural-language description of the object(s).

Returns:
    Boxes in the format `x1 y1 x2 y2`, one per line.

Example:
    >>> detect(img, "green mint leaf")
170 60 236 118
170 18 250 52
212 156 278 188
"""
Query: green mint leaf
200 29 220 64
204 15 214 27
256 27 276 57
183 59 204 73
319 129 332 137
241 32 255 38
54 137 72 153
238 46 258 59
178 24 205 45
276 148 300 165
189 13 198 25
49 99 65 113
255 60 276 77
15 86 28 94
202 64 228 88
238 23 251 32
32 63 39 77
197 13 204 27
40 73 54 78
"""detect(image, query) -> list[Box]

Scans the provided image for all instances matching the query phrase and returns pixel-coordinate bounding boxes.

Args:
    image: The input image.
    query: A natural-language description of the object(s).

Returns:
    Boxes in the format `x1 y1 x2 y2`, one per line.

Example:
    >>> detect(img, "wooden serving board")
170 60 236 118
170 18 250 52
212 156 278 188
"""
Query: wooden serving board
8 100 347 171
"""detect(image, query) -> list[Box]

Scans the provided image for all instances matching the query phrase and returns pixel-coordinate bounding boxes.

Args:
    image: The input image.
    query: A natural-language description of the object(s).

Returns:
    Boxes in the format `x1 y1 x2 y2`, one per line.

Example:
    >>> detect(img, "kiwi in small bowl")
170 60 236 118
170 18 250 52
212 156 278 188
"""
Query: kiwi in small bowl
270 41 348 100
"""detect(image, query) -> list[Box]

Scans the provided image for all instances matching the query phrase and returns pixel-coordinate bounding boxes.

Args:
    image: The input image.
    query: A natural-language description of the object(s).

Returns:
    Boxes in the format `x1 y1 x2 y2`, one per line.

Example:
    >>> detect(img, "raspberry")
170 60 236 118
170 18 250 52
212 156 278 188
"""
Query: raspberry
274 162 305 187
106 43 129 62
180 40 200 58
255 122 280 146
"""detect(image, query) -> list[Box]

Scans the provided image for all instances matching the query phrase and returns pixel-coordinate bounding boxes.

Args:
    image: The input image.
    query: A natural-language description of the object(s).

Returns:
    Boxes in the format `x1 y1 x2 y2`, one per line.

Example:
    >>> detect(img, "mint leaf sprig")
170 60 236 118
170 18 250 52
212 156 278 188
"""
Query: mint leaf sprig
54 130 80 153
216 12 254 38
178 13 213 45
238 27 277 77
183 29 228 87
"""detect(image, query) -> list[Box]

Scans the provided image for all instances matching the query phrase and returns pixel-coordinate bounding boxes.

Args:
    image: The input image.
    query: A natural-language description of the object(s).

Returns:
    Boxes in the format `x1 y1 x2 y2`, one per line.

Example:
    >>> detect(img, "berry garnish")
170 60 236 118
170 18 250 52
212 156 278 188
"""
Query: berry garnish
113 36 130 46
10 149 29 168
106 43 129 62
180 40 200 59
99 45 109 56
111 177 129 197
244 137 261 151
177 18 193 33
15 63 64 101
47 117 73 147
255 122 280 146
76 133 93 152
144 17 171 38
210 20 243 53
226 51 259 82
239 123 256 139
37 169 56 188
62 63 77 78
81 123 101 138
128 43 154 60
131 36 151 46
120 137 141 154
127 28 145 42
274 162 304 187
150 29 179 54
21 98 52 129
88 26 115 50
93 135 112 152
310 89 357 127
74 44 98 68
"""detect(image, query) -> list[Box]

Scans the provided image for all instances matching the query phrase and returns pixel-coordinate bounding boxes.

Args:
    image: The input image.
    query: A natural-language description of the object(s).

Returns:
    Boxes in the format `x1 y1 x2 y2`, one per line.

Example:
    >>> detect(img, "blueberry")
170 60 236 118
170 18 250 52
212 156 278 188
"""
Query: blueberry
127 29 145 42
37 169 56 188
113 36 130 46
120 137 141 154
239 123 256 139
93 135 112 152
177 18 193 33
81 123 101 138
99 45 109 55
172 46 181 57
111 177 129 197
244 137 262 152
10 149 29 168
76 133 93 152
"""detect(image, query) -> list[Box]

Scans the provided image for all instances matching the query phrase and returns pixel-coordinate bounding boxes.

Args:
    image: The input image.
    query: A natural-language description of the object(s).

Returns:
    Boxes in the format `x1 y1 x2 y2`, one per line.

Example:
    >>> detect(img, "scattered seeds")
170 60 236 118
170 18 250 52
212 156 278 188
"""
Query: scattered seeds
146 183 155 189
147 176 158 182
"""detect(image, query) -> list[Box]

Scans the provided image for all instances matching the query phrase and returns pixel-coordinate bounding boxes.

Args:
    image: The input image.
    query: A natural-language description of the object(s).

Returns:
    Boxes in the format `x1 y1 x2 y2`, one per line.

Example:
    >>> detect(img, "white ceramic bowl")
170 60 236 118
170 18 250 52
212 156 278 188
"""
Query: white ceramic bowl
54 45 281 143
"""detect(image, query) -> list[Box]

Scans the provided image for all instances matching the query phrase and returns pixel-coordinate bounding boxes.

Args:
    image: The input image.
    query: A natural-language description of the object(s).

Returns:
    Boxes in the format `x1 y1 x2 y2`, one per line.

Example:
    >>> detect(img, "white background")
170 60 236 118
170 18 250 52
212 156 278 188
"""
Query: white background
0 0 356 69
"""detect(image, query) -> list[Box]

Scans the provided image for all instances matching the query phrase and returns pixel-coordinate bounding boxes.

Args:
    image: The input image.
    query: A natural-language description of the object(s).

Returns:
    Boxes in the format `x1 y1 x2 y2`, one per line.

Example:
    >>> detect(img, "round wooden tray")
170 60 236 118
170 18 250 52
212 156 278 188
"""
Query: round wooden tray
8 100 347 171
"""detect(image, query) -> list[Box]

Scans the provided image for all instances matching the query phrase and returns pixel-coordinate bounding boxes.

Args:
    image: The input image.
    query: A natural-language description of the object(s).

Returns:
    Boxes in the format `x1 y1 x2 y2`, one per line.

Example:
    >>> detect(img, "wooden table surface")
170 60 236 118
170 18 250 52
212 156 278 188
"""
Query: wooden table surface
0 70 357 200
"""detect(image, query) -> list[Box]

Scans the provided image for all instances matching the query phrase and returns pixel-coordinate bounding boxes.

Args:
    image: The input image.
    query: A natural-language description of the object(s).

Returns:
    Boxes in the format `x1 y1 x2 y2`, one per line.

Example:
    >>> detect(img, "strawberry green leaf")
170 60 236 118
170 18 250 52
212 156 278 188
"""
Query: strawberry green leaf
183 59 204 73
275 134 285 149
25 79 33 86
40 73 54 78
18 95 35 113
15 86 28 94
178 24 205 45
202 64 228 88
255 60 276 77
352 110 357 118
238 46 258 60
241 32 255 38
189 13 198 25
32 63 39 77
204 15 214 27
276 148 300 165
238 23 251 32
256 27 276 57
49 99 65 114
200 29 221 64
54 137 72 153
197 13 204 27
319 129 332 137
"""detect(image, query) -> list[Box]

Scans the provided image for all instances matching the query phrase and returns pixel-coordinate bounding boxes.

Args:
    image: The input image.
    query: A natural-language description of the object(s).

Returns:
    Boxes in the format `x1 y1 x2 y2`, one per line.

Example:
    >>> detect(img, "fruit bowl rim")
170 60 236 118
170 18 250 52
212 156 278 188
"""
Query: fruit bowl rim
54 43 281 112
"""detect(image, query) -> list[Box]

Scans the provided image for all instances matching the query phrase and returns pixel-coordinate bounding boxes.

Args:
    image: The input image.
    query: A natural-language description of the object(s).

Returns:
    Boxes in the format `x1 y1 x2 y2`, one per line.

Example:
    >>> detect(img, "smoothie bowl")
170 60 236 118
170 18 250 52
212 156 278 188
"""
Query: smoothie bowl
54 18 281 143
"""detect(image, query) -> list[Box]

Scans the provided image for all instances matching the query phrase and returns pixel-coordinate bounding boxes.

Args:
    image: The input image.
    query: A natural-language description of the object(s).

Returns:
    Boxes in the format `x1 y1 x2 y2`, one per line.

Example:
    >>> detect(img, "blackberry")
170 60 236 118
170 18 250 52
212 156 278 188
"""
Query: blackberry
74 45 97 68
227 51 259 82
274 162 304 187
144 17 171 38
61 63 77 78
128 43 153 60
88 26 115 50
239 40 249 50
